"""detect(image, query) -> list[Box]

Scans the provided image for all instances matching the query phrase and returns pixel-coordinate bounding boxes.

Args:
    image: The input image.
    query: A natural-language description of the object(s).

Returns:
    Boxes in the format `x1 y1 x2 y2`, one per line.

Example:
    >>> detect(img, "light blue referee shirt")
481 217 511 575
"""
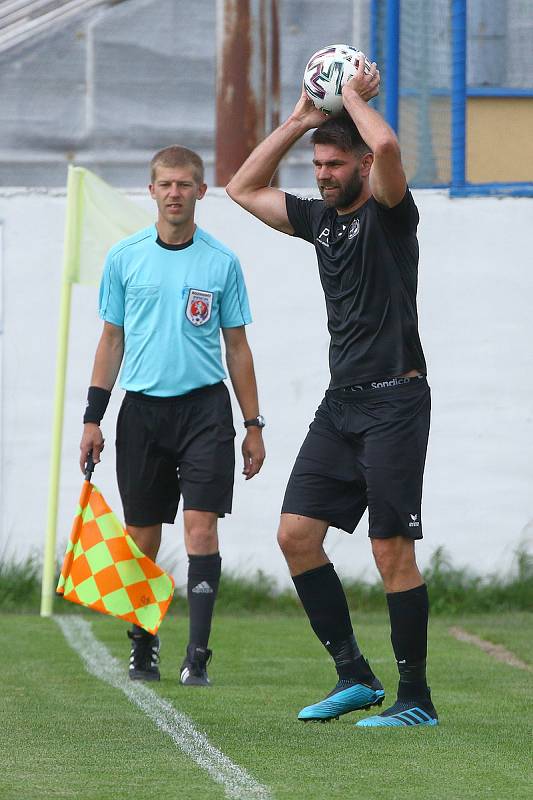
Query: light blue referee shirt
99 225 252 396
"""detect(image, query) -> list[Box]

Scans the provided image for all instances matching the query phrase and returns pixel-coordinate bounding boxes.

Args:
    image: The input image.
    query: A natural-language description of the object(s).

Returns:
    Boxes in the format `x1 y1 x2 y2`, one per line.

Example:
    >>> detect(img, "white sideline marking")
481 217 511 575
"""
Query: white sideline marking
56 617 272 800
449 626 532 672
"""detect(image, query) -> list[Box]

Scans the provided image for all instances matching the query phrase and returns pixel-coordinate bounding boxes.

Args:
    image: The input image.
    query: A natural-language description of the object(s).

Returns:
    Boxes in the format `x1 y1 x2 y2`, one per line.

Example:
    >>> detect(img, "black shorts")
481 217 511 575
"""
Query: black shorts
281 377 430 539
116 382 235 526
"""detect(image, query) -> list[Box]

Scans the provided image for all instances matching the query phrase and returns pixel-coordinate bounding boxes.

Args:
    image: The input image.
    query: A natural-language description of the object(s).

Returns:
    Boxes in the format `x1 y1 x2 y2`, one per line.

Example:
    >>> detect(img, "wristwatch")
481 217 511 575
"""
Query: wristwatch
244 414 266 429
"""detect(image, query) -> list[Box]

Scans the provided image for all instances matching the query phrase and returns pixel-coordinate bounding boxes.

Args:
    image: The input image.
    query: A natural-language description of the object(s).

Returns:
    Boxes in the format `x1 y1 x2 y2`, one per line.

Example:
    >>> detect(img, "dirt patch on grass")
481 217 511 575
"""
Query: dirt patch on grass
449 626 532 672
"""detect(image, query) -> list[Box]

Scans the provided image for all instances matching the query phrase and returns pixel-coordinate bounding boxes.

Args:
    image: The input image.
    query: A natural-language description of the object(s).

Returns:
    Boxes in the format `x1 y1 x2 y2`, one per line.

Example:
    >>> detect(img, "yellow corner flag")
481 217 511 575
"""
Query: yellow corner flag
65 166 153 285
56 478 174 635
42 167 153 617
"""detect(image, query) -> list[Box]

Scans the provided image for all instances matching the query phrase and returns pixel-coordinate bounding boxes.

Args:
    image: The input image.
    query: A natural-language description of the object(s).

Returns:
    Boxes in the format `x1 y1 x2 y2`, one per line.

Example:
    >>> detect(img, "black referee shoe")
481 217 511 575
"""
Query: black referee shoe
127 627 160 681
180 644 212 686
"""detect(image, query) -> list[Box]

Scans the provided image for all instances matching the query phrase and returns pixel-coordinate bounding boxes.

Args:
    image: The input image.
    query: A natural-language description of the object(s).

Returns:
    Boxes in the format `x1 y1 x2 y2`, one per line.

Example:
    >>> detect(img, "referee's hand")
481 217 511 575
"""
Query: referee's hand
242 430 265 480
79 423 105 473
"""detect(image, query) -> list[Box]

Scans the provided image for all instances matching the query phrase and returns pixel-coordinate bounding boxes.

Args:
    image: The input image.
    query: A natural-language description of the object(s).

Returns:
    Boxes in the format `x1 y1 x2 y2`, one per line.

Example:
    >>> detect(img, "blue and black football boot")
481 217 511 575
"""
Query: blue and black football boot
356 689 438 728
298 657 384 722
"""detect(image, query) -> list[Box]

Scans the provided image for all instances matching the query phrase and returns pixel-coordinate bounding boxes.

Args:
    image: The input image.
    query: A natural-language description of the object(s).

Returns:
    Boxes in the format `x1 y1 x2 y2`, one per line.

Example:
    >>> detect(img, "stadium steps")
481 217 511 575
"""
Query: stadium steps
0 0 126 53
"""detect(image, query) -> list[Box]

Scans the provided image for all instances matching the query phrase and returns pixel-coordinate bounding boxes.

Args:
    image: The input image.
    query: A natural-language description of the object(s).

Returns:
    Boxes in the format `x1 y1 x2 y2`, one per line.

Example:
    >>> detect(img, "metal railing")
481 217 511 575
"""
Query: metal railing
372 0 533 196
0 0 125 53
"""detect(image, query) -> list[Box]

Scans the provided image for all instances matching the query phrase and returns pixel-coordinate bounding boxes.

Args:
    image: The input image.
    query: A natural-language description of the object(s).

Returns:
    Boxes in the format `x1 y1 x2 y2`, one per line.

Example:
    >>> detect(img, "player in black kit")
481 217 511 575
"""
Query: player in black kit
227 57 438 727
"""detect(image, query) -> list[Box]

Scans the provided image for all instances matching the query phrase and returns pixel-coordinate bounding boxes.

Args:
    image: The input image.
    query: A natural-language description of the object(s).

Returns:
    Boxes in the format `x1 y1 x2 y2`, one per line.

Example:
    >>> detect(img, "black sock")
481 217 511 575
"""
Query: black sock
131 624 152 638
187 552 221 649
387 584 429 699
292 563 369 682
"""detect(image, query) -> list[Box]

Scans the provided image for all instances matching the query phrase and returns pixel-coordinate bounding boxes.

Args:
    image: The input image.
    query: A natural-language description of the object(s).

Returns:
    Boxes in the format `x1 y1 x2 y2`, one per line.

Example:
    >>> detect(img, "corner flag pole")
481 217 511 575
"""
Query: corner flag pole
40 166 82 617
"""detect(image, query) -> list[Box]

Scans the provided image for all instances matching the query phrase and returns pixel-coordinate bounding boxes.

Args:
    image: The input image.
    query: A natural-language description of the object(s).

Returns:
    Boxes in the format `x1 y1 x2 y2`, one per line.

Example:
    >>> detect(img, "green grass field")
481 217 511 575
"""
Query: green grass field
2 611 532 800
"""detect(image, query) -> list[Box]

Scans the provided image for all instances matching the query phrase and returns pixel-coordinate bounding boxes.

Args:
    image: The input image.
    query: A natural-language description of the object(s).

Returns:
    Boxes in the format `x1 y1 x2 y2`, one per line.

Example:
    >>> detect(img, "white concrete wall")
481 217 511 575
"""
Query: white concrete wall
0 187 532 590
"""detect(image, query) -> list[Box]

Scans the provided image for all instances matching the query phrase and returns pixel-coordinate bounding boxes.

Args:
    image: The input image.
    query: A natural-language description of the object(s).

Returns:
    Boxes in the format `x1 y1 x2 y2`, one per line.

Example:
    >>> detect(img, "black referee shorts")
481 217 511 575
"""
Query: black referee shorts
282 377 430 539
116 382 235 527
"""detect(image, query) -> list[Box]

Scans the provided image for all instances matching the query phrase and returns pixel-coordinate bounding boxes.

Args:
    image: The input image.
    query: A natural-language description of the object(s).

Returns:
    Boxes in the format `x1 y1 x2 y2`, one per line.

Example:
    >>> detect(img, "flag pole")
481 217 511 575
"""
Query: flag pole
40 166 82 616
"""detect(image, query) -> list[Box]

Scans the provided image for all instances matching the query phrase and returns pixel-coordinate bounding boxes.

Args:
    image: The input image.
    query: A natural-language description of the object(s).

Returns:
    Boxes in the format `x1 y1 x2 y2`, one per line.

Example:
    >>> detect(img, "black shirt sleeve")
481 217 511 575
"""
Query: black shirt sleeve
375 188 419 235
285 192 321 243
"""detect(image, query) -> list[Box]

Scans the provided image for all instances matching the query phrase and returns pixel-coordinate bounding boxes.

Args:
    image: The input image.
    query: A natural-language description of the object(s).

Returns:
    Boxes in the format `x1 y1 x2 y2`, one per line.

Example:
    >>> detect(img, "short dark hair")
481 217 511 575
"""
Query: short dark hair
150 145 205 184
310 111 371 156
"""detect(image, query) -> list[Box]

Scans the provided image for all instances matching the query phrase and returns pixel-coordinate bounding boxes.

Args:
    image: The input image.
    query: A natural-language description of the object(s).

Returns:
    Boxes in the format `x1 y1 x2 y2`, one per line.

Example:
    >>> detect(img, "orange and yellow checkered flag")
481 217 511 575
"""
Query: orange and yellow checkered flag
56 479 174 634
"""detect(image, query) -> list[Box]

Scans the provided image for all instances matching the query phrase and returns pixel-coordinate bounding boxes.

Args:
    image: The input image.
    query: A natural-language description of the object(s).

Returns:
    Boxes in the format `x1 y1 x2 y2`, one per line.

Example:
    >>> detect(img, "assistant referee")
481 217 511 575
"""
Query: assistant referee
227 58 437 727
80 145 265 686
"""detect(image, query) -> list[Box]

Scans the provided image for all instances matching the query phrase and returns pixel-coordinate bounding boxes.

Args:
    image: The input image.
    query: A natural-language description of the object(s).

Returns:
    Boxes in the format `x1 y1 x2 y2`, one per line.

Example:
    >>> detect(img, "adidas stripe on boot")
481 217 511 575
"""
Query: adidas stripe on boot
356 690 438 727
180 644 212 687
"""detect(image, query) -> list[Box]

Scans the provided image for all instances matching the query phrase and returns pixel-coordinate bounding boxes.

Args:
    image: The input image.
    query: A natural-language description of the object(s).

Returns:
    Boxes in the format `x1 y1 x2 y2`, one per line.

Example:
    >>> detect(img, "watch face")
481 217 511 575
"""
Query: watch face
245 415 265 428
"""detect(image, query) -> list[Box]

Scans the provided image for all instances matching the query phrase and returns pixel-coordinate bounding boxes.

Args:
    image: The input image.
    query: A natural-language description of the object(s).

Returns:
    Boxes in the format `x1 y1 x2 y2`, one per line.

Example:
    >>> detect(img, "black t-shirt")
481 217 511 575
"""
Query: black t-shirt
285 189 427 388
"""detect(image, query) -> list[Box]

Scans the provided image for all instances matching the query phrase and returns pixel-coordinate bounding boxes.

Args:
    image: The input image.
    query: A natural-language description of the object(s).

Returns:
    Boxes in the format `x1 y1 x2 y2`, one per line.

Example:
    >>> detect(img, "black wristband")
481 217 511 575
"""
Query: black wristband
244 414 265 429
83 386 111 425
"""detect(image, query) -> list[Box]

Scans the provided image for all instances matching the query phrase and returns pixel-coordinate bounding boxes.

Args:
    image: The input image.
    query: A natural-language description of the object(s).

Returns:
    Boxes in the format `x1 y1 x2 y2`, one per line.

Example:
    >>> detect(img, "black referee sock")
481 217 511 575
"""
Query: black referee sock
292 563 370 682
187 552 221 649
386 583 430 700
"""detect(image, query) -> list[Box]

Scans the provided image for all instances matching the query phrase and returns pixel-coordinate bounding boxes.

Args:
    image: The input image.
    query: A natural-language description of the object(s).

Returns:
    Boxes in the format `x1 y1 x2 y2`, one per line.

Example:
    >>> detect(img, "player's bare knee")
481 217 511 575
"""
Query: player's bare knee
372 551 393 583
277 524 295 556
185 522 218 554
277 522 307 558
278 514 328 560
372 537 416 581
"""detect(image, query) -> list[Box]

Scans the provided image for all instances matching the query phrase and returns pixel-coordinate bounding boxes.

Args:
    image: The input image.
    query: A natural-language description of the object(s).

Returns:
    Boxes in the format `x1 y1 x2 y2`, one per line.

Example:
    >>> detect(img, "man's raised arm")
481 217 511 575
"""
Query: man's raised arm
341 57 407 208
226 92 327 233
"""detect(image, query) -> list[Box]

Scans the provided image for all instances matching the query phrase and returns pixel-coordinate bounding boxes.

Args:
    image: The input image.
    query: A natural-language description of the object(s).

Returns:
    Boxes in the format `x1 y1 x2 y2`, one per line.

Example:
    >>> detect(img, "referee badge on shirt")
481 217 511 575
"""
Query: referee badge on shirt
186 289 213 326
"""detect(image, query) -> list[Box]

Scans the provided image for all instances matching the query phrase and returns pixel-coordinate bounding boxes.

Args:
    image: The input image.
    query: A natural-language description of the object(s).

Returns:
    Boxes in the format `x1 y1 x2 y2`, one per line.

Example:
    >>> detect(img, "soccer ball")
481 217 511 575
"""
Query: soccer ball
303 44 372 115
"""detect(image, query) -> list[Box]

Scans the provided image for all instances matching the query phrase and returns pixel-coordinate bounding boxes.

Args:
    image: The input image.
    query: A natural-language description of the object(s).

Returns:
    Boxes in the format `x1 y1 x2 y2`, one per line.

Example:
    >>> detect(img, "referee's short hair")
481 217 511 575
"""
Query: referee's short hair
310 111 371 157
150 145 205 184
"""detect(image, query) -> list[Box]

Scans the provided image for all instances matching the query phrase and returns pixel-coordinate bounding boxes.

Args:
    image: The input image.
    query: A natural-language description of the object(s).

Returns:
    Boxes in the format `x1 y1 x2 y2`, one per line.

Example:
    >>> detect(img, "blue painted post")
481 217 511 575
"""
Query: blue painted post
451 0 467 191
369 0 383 114
370 0 379 62
385 0 400 132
